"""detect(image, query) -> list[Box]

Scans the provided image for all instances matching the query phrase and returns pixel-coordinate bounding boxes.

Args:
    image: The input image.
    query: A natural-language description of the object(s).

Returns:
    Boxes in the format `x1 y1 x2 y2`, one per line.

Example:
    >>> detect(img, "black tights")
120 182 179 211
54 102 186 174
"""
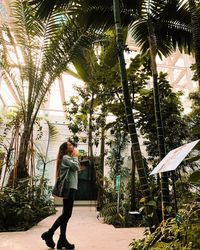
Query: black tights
49 189 76 237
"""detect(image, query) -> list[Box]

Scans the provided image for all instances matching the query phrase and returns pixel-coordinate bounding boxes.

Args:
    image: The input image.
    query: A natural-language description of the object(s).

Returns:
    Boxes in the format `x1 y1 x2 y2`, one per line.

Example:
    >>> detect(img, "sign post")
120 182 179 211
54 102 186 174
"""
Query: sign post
150 139 199 175
116 175 121 213
150 139 199 218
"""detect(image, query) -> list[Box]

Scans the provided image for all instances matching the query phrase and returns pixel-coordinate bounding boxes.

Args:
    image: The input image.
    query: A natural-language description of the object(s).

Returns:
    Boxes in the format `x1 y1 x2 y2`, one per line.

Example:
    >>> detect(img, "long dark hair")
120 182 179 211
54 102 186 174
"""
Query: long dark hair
56 142 68 177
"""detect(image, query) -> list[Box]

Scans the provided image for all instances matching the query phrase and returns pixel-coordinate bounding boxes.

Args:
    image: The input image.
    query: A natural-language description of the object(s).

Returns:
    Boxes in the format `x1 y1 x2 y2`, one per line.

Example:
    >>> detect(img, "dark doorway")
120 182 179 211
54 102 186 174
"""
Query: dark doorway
75 161 97 201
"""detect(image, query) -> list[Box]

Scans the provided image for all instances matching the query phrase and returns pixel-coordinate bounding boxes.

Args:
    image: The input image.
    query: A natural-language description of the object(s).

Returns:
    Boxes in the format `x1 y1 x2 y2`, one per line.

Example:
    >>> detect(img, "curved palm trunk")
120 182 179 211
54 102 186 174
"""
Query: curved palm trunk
17 124 32 178
113 0 158 228
189 0 200 88
16 107 37 180
148 22 170 221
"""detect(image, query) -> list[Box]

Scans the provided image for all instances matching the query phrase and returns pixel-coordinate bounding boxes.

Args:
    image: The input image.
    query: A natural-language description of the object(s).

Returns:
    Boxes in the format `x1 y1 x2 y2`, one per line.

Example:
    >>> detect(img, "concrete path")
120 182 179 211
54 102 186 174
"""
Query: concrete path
0 206 144 250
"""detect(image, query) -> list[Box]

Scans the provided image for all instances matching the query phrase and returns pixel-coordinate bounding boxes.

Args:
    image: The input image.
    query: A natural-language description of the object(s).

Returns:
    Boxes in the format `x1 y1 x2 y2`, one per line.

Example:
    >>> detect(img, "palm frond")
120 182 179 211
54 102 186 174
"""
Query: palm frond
30 0 72 19
130 0 192 57
34 117 58 165
1 1 100 128
158 0 193 54
73 0 114 31
130 20 174 57
72 48 99 83
1 70 26 110
44 118 59 141
65 68 81 79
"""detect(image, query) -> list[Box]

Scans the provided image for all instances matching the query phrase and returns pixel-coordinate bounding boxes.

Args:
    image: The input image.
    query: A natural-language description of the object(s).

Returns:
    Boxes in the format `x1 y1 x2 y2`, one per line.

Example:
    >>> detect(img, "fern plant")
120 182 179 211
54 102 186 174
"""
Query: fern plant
99 202 126 227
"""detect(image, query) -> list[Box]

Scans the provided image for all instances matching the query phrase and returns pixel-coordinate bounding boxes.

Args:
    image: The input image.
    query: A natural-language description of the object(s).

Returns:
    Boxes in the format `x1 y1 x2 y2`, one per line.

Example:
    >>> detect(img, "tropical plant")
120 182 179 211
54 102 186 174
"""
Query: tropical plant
0 177 56 231
34 118 58 196
106 121 130 182
0 110 34 186
187 89 200 140
112 0 158 228
66 34 157 215
35 119 58 180
135 72 189 165
129 0 192 219
99 202 126 228
0 0 97 179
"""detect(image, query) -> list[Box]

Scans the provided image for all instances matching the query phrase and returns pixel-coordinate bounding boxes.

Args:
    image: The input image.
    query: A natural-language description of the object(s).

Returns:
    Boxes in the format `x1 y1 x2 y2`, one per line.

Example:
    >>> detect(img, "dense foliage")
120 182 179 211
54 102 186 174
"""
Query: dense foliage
187 89 200 140
0 178 55 231
0 1 199 248
130 202 200 250
135 72 189 165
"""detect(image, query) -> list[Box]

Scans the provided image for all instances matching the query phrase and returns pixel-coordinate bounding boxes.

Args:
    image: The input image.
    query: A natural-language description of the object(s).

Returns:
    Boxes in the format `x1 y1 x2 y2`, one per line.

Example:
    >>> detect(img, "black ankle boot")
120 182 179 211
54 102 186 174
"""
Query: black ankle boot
41 231 55 248
57 237 75 249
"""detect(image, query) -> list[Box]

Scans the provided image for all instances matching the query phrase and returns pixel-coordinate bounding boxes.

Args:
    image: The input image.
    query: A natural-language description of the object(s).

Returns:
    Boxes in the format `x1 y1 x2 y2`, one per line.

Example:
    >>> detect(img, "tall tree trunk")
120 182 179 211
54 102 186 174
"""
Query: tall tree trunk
189 0 200 88
16 124 31 178
88 90 98 204
88 91 94 162
148 22 170 221
130 148 136 211
113 0 158 228
97 123 106 211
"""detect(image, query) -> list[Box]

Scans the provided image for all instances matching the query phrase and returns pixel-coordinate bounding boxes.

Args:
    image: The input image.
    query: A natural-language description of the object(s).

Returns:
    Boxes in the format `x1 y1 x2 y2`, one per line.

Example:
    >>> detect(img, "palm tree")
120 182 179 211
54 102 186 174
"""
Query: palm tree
0 0 97 179
129 0 192 219
112 0 158 223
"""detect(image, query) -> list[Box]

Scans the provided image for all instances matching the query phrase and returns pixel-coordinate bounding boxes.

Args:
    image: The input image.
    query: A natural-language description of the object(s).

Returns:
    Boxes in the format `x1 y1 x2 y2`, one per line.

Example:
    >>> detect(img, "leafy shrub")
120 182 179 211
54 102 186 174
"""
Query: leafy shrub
0 177 56 231
129 202 200 250
99 202 126 227
99 200 143 228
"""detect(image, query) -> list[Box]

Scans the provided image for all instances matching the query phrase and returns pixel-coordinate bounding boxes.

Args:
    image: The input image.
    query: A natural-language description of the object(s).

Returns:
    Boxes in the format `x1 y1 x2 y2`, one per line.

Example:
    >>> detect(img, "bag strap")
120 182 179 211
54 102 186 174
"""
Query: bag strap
60 168 70 181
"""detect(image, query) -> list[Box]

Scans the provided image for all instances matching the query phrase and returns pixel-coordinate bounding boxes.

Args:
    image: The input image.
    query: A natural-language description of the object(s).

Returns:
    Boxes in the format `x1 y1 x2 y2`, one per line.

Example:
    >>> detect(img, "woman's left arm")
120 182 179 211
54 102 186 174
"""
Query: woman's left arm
62 155 80 171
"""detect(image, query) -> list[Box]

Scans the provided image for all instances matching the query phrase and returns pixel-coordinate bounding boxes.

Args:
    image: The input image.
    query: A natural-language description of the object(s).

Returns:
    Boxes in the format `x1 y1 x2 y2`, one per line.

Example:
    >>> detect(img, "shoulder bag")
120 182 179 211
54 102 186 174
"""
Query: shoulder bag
52 169 70 198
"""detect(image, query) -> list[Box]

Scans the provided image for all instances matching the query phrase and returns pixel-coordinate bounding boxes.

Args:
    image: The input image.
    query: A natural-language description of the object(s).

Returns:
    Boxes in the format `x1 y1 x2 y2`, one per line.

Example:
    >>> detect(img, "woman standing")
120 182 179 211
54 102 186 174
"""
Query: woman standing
41 141 80 249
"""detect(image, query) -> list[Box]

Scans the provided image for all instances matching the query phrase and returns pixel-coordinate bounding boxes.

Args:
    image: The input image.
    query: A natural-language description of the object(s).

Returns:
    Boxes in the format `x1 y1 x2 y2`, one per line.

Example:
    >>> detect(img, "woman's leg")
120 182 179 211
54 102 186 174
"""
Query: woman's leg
57 189 76 249
41 189 76 249
49 189 76 235
60 189 76 237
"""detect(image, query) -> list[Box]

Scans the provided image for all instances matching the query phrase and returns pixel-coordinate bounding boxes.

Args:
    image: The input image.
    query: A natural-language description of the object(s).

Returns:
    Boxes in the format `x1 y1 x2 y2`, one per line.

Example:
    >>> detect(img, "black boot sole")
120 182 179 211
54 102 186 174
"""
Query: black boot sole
57 243 75 249
57 247 75 250
41 232 55 248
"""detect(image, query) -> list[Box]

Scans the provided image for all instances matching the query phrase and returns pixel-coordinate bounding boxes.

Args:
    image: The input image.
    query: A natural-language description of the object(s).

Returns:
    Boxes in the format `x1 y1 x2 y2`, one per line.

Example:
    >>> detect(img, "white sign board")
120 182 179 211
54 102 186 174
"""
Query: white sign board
150 140 200 175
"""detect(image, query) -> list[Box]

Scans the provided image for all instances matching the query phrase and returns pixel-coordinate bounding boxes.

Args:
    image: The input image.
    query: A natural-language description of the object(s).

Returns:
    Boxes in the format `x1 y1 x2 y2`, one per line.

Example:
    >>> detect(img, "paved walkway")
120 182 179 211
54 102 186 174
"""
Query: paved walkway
0 206 144 250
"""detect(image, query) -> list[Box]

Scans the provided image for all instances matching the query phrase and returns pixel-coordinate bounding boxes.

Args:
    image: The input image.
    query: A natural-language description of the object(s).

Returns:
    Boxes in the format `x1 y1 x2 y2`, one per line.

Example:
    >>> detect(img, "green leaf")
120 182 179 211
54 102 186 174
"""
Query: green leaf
140 197 145 203
184 155 200 163
9 195 16 203
146 200 157 207
139 206 145 213
166 206 172 213
188 170 200 185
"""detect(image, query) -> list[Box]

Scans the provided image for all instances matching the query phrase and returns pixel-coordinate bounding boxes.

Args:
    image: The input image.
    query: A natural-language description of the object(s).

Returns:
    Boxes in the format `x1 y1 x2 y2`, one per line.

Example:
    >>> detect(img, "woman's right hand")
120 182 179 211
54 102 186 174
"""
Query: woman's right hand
71 149 78 157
